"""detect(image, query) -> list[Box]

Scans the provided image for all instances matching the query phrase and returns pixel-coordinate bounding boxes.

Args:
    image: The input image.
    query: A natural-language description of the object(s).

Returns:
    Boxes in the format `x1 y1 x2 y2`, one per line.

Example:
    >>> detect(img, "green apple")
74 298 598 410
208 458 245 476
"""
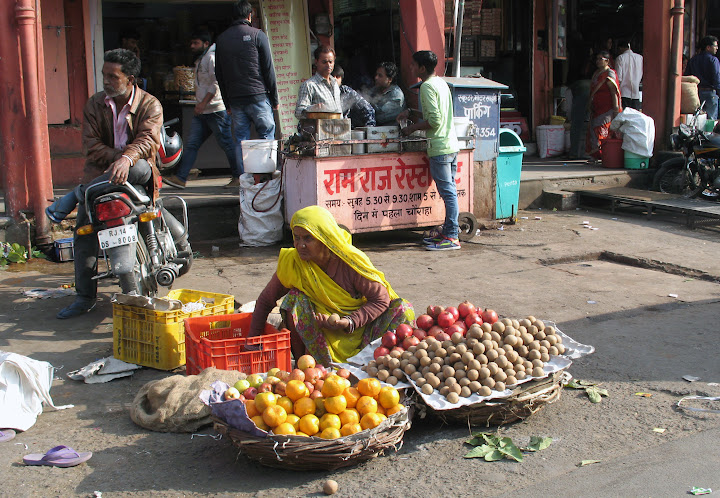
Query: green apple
234 379 251 393
267 367 281 378
247 373 264 389
224 387 241 400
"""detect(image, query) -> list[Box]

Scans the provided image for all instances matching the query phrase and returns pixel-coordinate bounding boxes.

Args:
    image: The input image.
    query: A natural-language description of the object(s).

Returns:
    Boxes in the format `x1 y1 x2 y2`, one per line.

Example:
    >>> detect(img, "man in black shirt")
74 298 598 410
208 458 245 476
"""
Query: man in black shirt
215 1 279 187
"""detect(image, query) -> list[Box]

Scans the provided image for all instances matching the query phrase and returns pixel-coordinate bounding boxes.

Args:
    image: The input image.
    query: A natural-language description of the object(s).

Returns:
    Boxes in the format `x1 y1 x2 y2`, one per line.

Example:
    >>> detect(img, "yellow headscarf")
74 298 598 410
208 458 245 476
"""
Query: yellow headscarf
276 206 401 362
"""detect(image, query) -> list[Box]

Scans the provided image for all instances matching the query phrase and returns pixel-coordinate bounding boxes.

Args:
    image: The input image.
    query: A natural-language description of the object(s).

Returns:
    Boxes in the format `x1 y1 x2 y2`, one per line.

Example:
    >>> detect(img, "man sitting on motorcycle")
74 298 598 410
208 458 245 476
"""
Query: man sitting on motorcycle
47 48 164 319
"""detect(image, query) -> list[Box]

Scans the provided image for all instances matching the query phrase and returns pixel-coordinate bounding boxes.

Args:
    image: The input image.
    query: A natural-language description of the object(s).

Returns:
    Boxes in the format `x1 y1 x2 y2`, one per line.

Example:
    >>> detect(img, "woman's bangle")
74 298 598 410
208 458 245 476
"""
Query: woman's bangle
344 316 355 333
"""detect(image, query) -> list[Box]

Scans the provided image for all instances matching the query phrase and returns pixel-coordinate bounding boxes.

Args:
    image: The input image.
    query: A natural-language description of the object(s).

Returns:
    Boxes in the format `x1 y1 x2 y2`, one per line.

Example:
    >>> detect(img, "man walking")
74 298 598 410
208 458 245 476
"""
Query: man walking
399 50 461 251
615 40 643 110
164 32 236 189
686 36 720 120
215 1 278 187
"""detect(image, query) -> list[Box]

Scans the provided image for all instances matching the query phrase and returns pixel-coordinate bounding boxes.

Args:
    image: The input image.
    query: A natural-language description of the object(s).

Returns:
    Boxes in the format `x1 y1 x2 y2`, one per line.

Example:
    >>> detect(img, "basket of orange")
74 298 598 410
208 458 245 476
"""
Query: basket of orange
207 355 413 471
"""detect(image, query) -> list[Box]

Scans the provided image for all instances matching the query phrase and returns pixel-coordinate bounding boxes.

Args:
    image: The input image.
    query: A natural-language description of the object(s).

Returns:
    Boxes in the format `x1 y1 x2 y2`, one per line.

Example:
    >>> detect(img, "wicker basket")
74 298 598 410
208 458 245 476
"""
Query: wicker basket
432 371 567 426
213 397 414 471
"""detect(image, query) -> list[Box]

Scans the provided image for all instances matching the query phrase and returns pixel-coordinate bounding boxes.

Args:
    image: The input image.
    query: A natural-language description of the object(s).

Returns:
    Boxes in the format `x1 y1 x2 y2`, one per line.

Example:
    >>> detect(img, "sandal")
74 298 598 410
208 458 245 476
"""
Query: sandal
0 429 16 442
23 445 92 468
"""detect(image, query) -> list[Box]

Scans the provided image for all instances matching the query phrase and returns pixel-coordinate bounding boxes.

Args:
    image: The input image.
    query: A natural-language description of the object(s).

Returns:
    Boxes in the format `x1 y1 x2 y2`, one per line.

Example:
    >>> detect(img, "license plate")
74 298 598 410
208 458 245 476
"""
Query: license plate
97 224 138 250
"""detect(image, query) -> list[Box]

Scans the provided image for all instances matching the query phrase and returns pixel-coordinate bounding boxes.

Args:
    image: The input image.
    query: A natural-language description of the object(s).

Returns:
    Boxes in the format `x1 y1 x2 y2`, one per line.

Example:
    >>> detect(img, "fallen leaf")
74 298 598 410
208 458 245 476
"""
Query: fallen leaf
634 392 652 397
578 459 601 467
653 428 666 433
525 436 553 452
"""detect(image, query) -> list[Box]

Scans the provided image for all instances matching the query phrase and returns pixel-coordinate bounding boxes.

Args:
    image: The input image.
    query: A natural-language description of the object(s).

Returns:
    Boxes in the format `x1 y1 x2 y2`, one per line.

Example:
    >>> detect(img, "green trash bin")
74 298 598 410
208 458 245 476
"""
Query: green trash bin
496 128 526 220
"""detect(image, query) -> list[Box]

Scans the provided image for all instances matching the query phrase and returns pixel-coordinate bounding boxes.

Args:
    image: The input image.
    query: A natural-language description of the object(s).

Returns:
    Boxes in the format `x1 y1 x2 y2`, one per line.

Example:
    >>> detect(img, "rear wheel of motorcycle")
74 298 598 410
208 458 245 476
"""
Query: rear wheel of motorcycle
118 237 157 297
653 158 692 195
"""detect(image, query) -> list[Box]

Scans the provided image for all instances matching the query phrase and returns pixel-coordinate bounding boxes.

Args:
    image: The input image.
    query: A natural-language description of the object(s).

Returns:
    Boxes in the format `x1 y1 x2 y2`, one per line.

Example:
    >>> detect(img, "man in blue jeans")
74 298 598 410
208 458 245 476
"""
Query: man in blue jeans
686 35 720 121
215 1 278 186
164 32 236 189
399 50 461 251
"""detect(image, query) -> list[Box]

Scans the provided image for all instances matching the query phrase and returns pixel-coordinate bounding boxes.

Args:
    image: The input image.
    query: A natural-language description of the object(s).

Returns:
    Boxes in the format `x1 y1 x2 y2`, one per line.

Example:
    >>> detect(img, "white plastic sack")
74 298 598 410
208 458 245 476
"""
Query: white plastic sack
609 108 655 157
536 125 565 158
0 351 73 431
238 171 284 247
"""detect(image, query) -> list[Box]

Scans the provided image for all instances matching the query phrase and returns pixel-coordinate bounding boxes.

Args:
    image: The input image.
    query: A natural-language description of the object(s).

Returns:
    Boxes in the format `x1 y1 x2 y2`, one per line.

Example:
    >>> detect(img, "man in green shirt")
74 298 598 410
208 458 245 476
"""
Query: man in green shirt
399 50 460 251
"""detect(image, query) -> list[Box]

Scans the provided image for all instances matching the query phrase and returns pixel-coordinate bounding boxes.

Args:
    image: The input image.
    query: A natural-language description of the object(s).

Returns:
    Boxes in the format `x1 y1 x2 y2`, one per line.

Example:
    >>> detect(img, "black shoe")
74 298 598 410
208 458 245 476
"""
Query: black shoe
57 298 96 319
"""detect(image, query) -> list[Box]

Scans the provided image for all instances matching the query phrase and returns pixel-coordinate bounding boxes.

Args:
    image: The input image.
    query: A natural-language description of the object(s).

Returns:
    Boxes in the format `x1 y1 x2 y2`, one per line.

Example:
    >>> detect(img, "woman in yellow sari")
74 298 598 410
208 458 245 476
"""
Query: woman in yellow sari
249 206 414 365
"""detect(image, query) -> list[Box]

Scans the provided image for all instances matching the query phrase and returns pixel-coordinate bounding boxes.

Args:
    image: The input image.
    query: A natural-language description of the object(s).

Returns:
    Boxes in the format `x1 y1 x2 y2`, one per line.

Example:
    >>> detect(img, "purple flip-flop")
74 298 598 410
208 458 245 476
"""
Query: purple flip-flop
23 445 92 467
0 429 16 442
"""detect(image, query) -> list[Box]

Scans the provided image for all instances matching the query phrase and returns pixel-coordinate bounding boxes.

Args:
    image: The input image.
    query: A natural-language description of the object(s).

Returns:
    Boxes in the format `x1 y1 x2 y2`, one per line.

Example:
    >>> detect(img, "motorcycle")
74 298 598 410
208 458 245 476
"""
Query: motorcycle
80 118 192 297
653 108 720 199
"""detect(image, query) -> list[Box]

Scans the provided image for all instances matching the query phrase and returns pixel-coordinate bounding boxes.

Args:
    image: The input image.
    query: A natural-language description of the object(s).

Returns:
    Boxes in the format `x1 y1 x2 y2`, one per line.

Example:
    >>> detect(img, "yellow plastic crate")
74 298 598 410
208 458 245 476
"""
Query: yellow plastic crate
113 289 235 370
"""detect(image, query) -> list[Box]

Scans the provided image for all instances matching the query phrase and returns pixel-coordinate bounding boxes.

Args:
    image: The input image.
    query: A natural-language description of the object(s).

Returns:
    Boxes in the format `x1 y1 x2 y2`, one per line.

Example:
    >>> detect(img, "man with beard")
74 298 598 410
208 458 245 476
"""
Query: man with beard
164 32 236 189
45 48 167 318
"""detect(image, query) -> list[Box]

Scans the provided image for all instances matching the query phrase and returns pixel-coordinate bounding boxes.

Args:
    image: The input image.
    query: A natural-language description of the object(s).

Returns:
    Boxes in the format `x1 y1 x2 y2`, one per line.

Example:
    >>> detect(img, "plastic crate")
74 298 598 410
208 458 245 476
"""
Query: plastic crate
184 313 291 375
113 289 234 370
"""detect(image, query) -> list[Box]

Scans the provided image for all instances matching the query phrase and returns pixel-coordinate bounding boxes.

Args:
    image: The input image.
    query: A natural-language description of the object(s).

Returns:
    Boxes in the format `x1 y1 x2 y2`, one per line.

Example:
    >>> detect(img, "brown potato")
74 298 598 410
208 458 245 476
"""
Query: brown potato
532 366 545 377
455 343 468 355
421 383 434 395
472 342 486 356
468 381 482 393
439 385 450 396
392 368 404 379
462 352 474 365
505 376 518 386
467 369 480 381
491 321 506 334
479 367 491 380
459 377 471 387
446 392 460 403
481 377 496 389
486 349 499 361
494 381 506 392
478 386 492 396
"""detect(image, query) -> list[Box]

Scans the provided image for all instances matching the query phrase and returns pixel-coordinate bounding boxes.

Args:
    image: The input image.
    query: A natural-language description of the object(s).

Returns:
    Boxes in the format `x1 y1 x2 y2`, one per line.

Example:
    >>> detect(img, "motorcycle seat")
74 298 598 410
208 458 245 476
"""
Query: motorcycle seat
702 132 720 148
86 182 151 206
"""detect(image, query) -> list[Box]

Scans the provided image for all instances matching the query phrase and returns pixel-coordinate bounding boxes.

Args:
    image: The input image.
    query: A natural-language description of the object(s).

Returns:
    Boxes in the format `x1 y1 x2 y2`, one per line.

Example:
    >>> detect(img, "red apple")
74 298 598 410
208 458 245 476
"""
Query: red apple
304 381 315 394
237 394 246 403
457 300 476 318
465 312 483 327
402 335 420 349
258 382 273 393
315 364 328 379
242 387 257 400
435 332 451 342
337 368 351 379
416 314 435 331
437 311 455 328
304 368 320 384
413 328 427 340
274 381 286 396
381 331 397 349
481 309 499 324
374 346 390 360
427 325 444 337
314 378 324 392
445 306 460 321
297 354 316 370
396 323 414 342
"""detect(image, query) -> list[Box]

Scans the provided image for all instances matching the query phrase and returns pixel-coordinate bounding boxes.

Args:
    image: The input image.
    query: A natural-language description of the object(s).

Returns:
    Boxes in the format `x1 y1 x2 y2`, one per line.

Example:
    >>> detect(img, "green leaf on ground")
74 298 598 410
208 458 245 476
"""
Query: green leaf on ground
578 460 601 467
498 442 524 462
525 436 553 451
465 445 496 459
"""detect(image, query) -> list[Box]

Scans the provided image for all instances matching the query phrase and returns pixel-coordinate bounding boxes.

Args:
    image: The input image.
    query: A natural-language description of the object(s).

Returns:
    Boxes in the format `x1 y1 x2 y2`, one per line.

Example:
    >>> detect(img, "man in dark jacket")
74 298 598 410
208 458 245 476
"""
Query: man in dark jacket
686 35 720 120
46 49 170 319
215 1 278 187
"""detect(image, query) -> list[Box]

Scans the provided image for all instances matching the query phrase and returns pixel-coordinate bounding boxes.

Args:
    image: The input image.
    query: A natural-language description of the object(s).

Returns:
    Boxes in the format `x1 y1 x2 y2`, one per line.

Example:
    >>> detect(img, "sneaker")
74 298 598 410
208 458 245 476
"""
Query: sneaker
56 298 96 319
425 237 461 251
224 177 241 188
422 234 444 245
162 175 186 189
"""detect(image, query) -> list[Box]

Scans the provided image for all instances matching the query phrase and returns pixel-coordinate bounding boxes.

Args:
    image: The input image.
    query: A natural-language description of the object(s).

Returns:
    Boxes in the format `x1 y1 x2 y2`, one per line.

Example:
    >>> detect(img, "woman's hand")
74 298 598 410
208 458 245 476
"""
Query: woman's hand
315 312 351 332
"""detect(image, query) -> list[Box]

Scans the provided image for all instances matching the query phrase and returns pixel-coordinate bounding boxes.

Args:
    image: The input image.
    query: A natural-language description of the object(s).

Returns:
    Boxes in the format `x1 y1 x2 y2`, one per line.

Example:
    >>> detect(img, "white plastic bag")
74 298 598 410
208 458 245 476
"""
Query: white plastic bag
0 351 72 431
536 125 565 158
609 108 655 157
238 172 284 247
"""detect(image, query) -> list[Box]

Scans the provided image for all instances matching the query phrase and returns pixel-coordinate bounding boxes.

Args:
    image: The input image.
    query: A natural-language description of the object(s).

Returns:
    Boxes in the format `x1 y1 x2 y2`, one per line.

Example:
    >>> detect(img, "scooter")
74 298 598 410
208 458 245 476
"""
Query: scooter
653 106 720 199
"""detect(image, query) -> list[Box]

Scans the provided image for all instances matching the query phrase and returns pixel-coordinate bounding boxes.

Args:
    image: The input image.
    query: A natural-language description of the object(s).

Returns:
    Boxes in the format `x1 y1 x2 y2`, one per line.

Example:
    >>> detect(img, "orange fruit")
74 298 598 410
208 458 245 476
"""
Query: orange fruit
340 423 362 436
321 375 349 397
319 413 342 431
357 378 382 398
356 396 378 415
343 387 361 408
251 415 270 431
295 431 309 437
324 395 347 415
360 412 384 430
319 427 341 439
285 414 301 430
386 403 405 416
314 397 327 417
254 392 277 413
378 386 400 409
298 414 320 436
276 396 294 414
245 399 260 418
273 422 296 435
338 409 360 426
376 404 386 415
294 396 316 417
286 380 309 401
262 405 287 428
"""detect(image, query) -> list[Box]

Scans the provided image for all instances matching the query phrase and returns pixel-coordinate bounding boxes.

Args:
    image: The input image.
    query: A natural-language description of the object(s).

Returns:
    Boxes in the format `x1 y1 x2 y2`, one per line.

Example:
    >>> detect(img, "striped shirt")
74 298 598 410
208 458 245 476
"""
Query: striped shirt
294 73 342 118
104 86 135 149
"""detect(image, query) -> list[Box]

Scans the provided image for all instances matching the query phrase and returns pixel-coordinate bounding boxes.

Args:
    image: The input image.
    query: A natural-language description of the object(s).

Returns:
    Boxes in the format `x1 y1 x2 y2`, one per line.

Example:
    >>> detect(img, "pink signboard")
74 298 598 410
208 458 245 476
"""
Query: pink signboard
283 150 474 233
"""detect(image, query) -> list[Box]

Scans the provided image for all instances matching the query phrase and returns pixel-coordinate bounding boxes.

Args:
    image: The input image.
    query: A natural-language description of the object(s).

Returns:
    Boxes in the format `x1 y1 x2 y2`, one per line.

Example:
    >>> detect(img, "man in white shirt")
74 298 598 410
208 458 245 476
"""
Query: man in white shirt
615 40 643 110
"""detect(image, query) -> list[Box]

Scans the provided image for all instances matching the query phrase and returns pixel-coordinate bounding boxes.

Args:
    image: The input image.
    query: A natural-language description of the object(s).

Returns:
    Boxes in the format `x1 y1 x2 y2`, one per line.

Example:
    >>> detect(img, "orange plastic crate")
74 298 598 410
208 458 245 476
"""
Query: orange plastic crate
184 313 291 375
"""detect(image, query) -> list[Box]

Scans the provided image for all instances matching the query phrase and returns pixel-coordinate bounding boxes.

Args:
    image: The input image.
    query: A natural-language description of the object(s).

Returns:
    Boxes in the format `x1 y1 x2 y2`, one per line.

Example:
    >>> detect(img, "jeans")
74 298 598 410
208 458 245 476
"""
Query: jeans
230 97 276 175
176 111 236 181
428 152 459 240
73 160 152 300
699 89 719 120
